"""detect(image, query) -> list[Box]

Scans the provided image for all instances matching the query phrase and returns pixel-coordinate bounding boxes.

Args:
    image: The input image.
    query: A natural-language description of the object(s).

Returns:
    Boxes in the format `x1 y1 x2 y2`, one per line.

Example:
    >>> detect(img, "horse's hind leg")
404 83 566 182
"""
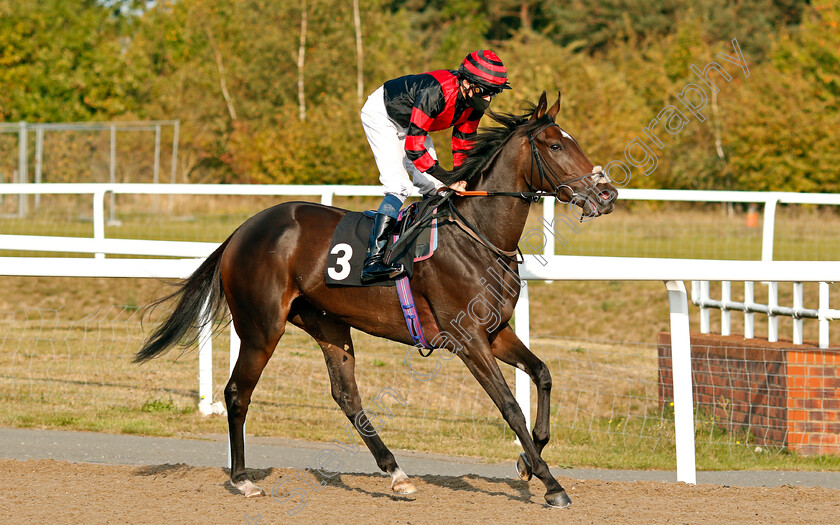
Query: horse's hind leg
490 324 553 482
291 303 415 495
225 320 284 497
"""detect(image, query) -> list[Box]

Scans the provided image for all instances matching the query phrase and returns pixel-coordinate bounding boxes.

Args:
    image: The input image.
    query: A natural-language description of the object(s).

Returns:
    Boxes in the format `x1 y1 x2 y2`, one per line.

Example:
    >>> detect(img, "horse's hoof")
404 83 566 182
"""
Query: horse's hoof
515 452 533 482
390 468 416 495
392 478 417 494
234 479 265 498
545 490 572 508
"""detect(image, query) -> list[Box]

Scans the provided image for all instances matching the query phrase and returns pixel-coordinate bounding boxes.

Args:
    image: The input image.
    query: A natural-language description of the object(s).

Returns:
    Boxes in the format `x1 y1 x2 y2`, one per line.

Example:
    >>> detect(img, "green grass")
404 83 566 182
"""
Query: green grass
1 198 839 472
1 314 838 472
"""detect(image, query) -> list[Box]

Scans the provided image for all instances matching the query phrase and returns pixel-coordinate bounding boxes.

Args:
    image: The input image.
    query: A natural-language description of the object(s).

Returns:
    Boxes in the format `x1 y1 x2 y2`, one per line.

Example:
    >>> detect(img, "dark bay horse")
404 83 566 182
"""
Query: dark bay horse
135 91 617 508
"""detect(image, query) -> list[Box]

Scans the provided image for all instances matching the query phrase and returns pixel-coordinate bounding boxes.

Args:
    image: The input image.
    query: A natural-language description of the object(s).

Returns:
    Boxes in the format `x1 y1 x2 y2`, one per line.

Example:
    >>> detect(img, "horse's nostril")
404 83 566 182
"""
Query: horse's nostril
599 191 611 201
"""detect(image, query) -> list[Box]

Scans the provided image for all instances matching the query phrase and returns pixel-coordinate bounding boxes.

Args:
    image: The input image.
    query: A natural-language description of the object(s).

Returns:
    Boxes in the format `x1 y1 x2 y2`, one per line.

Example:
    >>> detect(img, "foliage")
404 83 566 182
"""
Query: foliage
541 0 806 59
0 0 836 192
0 0 139 121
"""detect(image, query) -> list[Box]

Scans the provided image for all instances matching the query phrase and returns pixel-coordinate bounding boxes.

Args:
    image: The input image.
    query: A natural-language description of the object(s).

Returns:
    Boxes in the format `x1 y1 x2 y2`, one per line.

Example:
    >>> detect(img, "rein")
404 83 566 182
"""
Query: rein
385 192 521 264
445 201 521 262
453 189 551 203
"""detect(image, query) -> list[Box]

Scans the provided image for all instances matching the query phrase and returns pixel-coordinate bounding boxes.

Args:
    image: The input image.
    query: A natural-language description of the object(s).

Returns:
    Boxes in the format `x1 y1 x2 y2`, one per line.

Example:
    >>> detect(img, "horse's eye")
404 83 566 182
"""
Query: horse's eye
549 143 563 151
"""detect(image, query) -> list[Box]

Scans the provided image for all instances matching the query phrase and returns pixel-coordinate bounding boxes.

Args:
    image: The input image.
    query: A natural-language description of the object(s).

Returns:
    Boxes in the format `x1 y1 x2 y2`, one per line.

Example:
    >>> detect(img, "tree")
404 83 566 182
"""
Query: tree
0 0 137 122
724 3 840 192
1 0 835 191
541 0 806 59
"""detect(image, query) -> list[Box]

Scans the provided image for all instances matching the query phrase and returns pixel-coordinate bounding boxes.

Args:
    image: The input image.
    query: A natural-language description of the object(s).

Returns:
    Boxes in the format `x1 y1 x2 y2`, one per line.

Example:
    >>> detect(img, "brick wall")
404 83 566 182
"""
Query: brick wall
658 333 840 455
785 347 840 454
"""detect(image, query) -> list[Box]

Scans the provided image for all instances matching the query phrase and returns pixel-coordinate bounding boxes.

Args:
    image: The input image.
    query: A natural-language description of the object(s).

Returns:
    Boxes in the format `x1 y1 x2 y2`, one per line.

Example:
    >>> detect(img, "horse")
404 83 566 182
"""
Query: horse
134 91 617 508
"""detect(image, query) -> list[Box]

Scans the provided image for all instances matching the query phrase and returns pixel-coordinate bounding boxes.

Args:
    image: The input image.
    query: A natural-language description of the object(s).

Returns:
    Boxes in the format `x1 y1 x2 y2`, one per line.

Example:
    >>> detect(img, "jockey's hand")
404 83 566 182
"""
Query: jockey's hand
448 180 467 193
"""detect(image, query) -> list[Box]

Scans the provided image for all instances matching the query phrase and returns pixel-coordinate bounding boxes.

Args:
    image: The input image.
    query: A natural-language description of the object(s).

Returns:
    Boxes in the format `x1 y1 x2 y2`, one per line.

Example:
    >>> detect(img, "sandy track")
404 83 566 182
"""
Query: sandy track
2 459 839 524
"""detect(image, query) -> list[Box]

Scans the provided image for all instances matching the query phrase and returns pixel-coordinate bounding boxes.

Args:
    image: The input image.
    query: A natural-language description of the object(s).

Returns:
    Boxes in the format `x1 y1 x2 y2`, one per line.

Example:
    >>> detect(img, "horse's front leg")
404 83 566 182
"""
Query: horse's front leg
457 344 570 508
490 324 553 482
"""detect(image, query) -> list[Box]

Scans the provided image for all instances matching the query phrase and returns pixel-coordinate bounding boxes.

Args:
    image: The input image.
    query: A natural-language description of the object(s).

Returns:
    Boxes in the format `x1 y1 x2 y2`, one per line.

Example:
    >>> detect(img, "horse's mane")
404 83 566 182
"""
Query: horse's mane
456 103 548 182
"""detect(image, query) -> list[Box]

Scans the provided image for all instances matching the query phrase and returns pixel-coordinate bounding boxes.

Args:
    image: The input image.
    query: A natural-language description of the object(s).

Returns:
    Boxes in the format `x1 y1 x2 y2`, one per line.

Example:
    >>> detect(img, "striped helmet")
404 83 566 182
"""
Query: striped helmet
458 50 512 92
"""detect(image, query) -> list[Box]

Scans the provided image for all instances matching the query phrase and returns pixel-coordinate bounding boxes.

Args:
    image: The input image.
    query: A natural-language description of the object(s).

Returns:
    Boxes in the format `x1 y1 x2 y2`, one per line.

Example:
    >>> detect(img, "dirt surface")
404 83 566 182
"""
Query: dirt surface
2 459 838 524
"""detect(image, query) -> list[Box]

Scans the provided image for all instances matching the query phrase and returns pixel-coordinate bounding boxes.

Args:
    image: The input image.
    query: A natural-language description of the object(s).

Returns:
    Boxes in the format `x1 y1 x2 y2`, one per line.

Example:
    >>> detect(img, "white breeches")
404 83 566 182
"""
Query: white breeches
360 85 445 202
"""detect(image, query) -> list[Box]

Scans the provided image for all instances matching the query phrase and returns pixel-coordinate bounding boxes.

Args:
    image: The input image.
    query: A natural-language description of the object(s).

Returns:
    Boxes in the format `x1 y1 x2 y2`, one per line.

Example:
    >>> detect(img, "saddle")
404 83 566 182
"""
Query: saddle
324 197 443 287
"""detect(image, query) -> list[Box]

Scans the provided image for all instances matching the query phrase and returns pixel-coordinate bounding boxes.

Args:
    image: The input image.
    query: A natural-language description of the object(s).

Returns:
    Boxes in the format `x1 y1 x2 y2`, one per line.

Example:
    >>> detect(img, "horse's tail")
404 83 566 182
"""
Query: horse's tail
134 237 232 364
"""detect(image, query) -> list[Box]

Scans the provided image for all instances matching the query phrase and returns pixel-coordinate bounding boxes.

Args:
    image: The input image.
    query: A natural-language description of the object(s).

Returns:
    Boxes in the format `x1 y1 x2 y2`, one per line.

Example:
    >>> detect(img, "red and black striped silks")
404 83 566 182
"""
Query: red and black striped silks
383 69 481 176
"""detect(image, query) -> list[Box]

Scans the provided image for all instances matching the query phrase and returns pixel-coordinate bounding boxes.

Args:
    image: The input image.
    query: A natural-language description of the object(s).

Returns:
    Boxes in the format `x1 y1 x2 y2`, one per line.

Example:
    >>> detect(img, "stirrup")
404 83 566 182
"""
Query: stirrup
361 261 406 283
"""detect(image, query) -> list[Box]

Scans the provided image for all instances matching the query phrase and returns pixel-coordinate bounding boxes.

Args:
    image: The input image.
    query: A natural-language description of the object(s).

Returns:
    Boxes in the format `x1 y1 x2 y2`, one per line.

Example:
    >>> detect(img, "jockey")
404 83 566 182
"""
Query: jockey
359 49 511 283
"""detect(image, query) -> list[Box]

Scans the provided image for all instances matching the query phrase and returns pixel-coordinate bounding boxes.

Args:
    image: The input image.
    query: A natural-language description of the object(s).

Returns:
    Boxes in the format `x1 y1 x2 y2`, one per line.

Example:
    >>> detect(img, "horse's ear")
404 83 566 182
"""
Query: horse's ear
530 91 548 121
547 91 561 120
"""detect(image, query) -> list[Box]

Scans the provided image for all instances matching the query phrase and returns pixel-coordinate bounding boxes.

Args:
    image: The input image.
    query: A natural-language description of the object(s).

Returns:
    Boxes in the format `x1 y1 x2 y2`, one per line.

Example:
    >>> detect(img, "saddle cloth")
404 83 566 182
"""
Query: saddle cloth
324 200 439 287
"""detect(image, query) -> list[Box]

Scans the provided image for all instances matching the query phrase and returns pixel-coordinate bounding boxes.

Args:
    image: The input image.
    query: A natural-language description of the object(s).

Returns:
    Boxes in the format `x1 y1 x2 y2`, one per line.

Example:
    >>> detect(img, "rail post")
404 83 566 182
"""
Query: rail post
17 121 27 217
761 197 778 262
198 294 214 416
721 281 731 336
665 280 697 485
169 120 180 213
763 197 780 342
542 196 555 259
92 189 107 259
108 125 118 224
819 282 830 349
768 281 779 342
171 119 180 184
321 190 334 207
153 124 161 212
744 281 755 339
513 280 532 441
699 281 710 333
793 282 804 344
34 125 43 209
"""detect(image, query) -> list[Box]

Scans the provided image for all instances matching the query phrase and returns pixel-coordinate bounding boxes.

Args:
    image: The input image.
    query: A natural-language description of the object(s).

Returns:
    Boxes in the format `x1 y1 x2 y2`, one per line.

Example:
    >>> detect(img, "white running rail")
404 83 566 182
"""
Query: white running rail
2 184 840 486
691 280 839 348
4 184 840 259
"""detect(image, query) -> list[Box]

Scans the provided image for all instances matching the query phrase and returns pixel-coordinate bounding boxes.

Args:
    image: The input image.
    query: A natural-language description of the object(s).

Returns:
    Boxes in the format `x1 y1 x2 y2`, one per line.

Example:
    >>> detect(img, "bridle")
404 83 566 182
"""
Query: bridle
418 118 614 263
457 119 609 219
526 120 610 217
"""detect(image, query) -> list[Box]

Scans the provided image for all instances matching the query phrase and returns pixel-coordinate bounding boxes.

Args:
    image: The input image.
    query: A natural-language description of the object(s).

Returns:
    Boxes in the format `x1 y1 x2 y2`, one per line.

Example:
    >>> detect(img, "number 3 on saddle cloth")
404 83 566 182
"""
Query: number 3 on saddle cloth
324 199 441 352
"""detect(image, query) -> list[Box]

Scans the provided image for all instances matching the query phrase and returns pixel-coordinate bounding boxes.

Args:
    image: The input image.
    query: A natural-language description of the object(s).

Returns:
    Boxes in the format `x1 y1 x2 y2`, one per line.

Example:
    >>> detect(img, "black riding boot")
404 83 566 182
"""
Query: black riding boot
361 213 405 283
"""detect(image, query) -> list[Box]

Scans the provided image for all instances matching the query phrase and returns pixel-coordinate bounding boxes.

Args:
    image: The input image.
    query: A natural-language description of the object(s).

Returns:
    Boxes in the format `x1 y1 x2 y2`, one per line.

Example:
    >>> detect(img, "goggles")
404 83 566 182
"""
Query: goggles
469 83 502 98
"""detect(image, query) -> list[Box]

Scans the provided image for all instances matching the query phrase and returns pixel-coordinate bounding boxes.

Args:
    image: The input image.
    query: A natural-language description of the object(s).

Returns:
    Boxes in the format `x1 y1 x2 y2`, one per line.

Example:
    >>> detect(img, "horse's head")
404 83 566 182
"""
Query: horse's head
523 91 617 217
